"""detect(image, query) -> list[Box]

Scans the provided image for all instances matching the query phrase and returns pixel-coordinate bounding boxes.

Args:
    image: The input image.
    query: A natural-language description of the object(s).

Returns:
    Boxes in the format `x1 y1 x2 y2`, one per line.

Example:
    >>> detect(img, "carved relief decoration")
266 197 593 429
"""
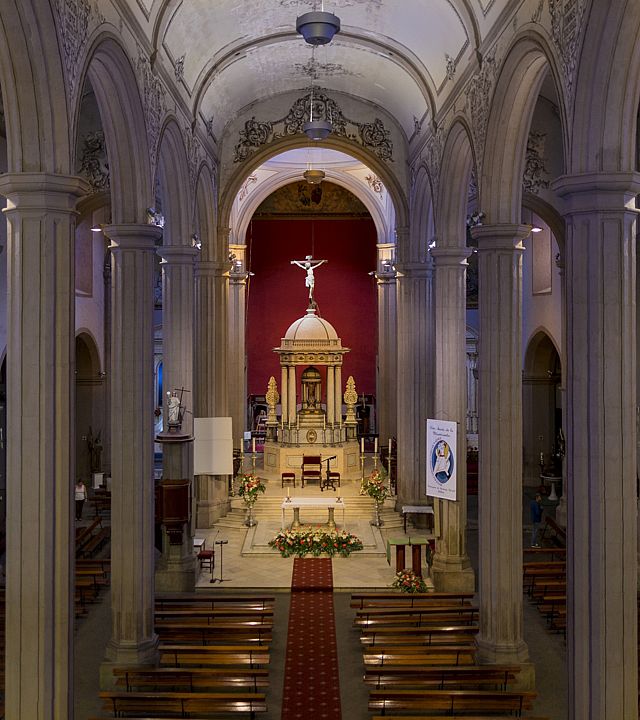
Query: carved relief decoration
239 174 258 202
465 51 497 173
548 0 586 98
468 168 478 202
184 126 204 192
174 55 185 83
54 0 104 98
136 47 167 172
366 174 383 194
522 131 550 195
424 123 444 202
445 54 456 82
233 89 393 163
78 130 110 192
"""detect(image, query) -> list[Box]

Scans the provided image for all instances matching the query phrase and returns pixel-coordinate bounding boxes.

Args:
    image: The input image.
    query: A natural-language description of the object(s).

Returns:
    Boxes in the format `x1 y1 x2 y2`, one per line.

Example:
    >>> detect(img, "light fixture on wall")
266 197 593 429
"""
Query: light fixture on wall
296 3 340 46
531 225 543 233
91 224 103 233
191 233 202 249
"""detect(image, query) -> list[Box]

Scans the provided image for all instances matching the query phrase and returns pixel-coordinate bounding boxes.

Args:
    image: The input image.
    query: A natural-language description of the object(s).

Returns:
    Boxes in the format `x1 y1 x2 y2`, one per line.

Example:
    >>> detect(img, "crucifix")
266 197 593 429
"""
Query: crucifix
290 255 328 302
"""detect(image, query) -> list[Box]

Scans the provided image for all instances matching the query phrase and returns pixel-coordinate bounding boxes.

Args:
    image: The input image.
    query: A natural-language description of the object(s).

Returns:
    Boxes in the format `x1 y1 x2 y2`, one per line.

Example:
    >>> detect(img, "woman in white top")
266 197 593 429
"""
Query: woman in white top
75 479 87 521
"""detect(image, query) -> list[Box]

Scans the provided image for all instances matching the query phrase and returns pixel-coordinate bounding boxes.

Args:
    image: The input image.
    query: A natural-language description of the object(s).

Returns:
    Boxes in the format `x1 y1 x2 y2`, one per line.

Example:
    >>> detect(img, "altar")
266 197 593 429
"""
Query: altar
281 497 346 530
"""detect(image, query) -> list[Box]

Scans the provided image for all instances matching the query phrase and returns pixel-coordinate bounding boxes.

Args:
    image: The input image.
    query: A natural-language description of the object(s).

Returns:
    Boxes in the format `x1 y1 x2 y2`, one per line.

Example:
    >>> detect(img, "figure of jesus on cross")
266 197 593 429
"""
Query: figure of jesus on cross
291 255 327 302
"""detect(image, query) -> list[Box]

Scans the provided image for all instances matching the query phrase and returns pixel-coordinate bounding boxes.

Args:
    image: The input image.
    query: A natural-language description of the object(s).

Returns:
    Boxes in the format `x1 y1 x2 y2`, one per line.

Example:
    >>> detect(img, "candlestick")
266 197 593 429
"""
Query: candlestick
360 437 365 454
388 438 392 458
374 437 378 454
252 437 256 454
287 486 290 498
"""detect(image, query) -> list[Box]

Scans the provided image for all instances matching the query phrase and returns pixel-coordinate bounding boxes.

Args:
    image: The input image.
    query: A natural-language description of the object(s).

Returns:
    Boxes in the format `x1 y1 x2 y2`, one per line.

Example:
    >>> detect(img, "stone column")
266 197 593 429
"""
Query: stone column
102 223 161 671
228 267 247 441
281 366 289 426
195 260 230 527
430 247 474 593
473 224 530 665
327 366 335 425
288 367 297 426
0 172 89 720
395 261 432 505
376 270 398 440
335 366 342 426
553 173 639 719
554 252 568 528
156 245 198 591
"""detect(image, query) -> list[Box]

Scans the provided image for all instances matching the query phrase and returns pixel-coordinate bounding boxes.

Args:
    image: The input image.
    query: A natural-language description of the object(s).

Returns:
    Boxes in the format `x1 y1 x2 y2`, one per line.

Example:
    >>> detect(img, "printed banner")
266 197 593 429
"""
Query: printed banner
426 418 457 501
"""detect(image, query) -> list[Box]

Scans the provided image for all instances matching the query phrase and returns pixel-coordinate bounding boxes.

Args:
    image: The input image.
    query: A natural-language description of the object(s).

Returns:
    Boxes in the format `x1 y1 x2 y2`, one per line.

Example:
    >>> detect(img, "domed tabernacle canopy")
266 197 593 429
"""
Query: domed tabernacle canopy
283 306 339 344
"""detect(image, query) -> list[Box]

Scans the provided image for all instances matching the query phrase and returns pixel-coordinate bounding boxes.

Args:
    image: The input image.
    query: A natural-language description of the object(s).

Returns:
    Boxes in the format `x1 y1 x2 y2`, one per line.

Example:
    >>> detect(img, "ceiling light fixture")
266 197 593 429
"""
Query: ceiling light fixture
303 74 332 141
303 168 326 185
296 5 340 46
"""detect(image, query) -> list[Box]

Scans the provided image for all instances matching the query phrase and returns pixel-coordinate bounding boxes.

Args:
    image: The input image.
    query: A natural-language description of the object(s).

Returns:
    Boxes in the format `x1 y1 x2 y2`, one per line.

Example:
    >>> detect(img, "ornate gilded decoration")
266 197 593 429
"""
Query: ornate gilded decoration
306 429 318 444
266 376 280 425
255 181 368 217
233 89 393 163
344 375 358 424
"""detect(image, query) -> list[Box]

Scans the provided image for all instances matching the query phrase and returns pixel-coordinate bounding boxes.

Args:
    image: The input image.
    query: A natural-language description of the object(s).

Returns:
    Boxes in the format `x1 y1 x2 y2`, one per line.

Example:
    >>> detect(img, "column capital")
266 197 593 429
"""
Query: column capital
552 171 640 213
104 223 163 251
430 246 472 266
394 260 431 279
157 245 199 264
195 259 230 277
0 172 90 210
471 223 530 251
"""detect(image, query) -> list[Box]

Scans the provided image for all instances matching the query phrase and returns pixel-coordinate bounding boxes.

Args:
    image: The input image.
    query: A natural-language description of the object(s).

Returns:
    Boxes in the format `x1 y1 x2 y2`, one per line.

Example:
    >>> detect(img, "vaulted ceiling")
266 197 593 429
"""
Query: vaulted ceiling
129 0 512 142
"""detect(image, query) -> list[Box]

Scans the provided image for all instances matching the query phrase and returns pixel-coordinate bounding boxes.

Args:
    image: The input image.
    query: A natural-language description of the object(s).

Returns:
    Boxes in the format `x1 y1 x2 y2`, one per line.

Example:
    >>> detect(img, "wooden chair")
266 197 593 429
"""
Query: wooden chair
301 456 322 487
281 472 296 488
197 549 214 572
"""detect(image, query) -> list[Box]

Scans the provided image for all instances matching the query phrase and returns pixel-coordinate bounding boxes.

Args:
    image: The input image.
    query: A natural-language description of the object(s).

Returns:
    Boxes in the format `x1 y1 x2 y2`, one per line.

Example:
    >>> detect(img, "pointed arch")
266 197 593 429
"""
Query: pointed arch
156 117 192 245
194 163 219 263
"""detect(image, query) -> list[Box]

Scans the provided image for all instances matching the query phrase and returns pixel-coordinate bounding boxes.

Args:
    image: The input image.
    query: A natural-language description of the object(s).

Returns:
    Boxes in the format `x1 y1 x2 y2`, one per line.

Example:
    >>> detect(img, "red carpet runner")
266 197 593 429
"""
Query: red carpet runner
281 558 341 719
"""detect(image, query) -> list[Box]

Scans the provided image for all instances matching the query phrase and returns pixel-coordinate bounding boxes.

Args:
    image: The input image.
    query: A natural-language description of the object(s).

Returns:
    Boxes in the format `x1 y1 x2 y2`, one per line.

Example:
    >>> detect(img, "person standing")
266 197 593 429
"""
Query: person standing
75 479 88 521
530 493 544 547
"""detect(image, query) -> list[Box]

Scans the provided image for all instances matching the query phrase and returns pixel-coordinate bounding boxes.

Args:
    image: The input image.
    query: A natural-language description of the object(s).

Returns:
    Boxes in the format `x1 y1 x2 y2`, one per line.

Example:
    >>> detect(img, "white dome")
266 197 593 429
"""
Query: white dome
283 307 338 342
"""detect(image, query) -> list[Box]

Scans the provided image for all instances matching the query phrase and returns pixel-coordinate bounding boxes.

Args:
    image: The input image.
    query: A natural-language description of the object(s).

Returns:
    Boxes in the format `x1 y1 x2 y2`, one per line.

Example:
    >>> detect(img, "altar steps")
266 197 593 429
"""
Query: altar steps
215 496 405 530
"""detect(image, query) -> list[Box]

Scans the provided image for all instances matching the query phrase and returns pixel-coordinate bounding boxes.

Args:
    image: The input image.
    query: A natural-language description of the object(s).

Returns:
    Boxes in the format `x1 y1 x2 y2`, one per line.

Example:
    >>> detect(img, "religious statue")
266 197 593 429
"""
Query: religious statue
166 391 182 428
291 255 327 301
86 427 103 473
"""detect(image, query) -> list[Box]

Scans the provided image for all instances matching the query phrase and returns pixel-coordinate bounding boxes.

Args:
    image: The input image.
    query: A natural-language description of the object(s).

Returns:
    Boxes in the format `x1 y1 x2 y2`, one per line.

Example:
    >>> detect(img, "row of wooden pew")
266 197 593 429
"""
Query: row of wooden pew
91 593 275 719
351 590 548 719
524 543 567 636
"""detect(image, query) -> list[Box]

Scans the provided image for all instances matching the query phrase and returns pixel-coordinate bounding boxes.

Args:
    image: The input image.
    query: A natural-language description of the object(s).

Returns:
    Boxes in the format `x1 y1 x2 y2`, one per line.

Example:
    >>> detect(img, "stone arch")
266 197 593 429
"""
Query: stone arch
219 134 408 242
409 163 435 262
0 0 71 173
75 34 152 223
194 163 219 263
75 331 105 480
480 37 560 223
156 117 192 245
569 1 640 173
233 169 392 248
437 119 476 248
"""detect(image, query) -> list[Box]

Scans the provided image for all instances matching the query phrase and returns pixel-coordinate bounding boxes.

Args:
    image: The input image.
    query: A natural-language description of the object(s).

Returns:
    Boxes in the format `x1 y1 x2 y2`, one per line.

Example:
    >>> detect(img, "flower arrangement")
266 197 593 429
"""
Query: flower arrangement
269 528 364 558
363 467 389 504
236 473 266 505
392 569 428 594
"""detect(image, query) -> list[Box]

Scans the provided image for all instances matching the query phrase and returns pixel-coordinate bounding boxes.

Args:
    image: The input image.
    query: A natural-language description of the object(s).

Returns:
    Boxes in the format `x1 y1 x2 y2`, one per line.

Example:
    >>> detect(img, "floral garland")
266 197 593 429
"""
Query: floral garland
237 473 266 505
392 569 428 594
269 528 363 558
363 467 389 503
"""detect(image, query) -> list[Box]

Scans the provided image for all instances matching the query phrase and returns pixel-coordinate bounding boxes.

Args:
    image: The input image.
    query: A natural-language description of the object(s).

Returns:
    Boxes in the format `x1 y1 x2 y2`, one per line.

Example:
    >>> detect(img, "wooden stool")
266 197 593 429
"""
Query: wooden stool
281 472 296 488
197 549 214 572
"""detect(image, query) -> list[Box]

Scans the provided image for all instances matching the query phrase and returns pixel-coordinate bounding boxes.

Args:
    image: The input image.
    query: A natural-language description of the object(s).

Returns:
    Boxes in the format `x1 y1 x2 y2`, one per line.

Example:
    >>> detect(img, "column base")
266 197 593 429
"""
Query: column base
101 635 159 687
430 556 475 593
476 636 530 665
196 499 230 527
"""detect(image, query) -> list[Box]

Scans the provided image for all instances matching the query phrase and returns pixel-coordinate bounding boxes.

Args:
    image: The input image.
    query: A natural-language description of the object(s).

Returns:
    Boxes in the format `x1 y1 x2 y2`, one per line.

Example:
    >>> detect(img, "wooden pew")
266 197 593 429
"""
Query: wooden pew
368 688 537 715
364 664 521 690
351 592 474 609
370 716 550 720
155 622 272 645
154 607 274 624
360 624 479 647
99 690 267 717
354 606 479 627
159 644 270 667
113 665 269 692
363 646 477 667
156 593 274 611
539 516 566 546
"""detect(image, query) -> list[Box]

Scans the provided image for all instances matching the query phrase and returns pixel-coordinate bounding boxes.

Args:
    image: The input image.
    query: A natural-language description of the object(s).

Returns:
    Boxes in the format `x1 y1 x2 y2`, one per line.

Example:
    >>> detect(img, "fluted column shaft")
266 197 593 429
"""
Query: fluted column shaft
104 223 161 666
327 366 335 425
227 270 247 440
288 367 297 425
473 224 530 663
0 172 89 720
335 366 342 426
395 263 432 505
159 246 197 435
281 366 289 425
554 173 639 719
430 246 474 592
376 273 398 439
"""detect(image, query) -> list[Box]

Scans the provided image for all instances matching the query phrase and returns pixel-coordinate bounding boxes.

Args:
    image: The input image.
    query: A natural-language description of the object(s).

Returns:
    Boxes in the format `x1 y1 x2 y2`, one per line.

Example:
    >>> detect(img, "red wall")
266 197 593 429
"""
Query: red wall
246 218 378 397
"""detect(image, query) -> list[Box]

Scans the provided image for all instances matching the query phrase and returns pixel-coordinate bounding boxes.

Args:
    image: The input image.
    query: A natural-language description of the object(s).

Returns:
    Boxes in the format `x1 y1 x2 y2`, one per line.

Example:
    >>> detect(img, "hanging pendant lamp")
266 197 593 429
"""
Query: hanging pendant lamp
303 80 332 141
296 10 340 45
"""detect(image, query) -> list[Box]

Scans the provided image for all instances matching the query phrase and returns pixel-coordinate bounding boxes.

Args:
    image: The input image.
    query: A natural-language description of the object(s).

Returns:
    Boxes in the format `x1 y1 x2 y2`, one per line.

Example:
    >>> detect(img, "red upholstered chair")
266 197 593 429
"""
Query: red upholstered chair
281 472 296 488
197 549 214 572
301 456 322 487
